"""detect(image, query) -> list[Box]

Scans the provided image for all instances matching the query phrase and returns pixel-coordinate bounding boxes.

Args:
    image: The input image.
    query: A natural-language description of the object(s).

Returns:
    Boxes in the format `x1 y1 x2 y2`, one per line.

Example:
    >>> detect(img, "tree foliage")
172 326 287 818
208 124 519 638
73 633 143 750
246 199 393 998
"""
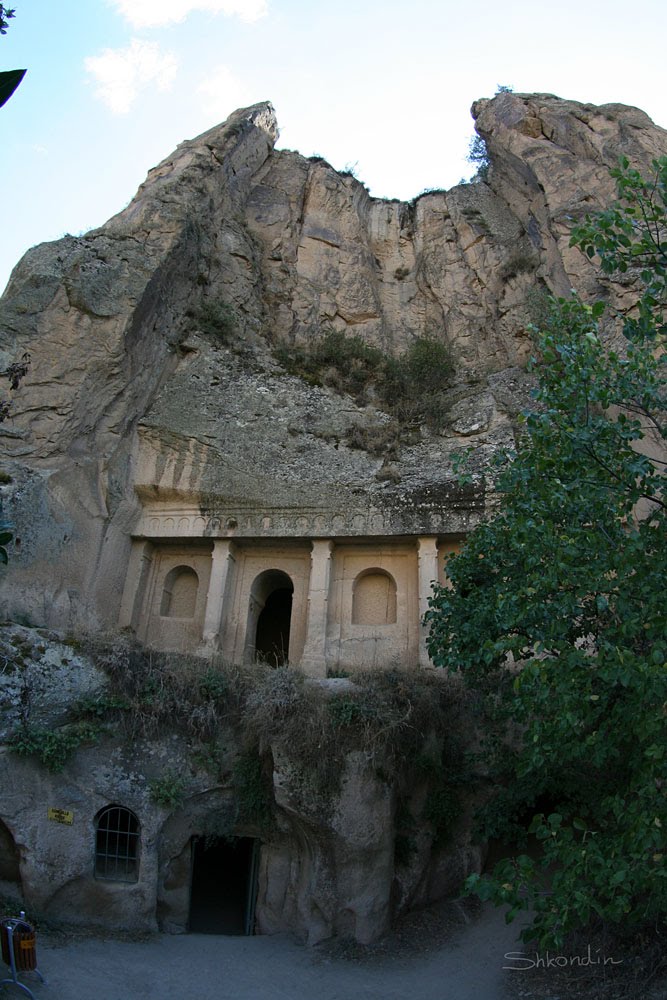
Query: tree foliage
0 5 15 35
0 4 25 109
467 134 489 182
425 157 667 949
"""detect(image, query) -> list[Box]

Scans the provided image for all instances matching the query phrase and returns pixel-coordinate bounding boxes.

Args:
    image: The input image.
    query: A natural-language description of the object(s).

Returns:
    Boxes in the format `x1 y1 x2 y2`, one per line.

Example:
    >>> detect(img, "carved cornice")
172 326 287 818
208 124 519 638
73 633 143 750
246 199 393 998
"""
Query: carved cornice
136 501 480 539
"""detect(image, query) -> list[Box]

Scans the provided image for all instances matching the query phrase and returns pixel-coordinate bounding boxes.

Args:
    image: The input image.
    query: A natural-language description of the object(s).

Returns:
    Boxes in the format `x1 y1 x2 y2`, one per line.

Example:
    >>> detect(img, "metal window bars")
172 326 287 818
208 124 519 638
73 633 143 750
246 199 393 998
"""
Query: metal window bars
94 806 140 882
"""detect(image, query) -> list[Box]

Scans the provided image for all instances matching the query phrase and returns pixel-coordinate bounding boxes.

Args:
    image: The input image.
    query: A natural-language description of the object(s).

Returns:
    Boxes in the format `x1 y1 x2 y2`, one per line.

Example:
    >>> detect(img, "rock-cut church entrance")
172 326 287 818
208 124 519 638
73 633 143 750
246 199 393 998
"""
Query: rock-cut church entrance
188 836 259 935
247 569 294 666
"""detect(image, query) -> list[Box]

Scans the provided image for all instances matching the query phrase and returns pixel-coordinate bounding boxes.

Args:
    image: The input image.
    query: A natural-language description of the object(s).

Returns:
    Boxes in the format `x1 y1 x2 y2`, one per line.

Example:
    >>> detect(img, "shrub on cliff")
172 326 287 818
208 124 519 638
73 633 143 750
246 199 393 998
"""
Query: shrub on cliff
275 329 454 431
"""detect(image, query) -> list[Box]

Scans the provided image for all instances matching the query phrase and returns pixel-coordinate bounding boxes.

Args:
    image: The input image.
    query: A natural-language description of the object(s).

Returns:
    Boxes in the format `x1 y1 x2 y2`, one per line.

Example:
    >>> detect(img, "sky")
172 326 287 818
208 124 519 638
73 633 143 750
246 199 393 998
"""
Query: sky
1 0 666 293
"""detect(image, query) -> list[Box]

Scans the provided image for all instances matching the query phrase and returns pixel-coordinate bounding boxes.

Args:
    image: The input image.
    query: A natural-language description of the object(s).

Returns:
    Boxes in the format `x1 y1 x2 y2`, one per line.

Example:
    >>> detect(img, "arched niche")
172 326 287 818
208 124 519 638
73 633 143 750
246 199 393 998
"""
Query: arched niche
160 565 199 618
351 569 397 625
245 569 294 666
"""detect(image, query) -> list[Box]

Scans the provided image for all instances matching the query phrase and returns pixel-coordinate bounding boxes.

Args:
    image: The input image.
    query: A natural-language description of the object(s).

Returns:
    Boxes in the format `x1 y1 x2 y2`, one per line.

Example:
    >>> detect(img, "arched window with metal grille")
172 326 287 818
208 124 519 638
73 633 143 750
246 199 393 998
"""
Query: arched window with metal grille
94 805 140 882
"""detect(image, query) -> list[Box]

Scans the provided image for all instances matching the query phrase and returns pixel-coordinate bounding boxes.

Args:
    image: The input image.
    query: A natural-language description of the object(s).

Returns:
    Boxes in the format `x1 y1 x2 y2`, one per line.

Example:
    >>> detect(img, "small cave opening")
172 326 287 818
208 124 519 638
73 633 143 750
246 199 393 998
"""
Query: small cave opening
188 836 259 936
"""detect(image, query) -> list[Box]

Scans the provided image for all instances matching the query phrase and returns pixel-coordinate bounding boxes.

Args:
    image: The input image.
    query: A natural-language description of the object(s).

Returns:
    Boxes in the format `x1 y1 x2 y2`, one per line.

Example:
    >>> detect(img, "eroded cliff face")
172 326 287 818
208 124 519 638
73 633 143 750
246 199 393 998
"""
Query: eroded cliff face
0 93 665 629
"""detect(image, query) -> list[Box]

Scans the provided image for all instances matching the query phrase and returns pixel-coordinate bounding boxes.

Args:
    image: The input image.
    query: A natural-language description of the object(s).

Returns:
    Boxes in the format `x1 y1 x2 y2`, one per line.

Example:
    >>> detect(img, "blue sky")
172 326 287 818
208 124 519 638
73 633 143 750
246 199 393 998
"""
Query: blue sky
2 0 667 293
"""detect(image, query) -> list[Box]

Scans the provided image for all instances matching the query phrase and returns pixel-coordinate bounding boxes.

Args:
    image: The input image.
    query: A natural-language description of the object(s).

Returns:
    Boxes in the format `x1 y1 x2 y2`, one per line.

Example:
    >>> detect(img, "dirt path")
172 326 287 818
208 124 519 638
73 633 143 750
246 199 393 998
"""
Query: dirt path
2 903 528 1000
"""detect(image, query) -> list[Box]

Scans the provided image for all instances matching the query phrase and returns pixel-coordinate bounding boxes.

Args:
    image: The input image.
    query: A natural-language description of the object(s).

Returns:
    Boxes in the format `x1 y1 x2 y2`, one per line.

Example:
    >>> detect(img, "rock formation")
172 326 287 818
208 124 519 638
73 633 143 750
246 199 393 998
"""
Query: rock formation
0 92 665 942
0 92 664 636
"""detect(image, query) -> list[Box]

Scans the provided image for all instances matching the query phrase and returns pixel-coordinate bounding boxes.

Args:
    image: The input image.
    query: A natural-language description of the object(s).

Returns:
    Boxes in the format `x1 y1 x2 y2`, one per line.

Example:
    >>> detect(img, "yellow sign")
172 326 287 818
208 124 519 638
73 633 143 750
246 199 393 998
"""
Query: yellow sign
47 808 73 825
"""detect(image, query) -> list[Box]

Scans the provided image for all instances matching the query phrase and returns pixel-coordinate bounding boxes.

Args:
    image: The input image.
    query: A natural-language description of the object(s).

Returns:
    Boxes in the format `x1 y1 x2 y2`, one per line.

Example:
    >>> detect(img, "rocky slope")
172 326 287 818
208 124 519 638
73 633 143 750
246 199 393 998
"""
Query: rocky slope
0 92 665 629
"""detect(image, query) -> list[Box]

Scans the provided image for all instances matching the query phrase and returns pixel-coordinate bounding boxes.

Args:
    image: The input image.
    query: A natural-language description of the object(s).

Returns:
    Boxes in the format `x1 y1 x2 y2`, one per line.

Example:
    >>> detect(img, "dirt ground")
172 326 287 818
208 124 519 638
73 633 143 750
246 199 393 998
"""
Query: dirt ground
1 901 523 1000
1 900 659 1000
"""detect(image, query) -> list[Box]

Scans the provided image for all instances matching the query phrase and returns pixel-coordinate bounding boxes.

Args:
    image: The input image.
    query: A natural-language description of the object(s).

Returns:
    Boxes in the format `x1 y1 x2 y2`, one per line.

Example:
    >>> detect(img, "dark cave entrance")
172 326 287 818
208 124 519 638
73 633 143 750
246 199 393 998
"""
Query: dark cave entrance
188 836 259 935
255 586 293 665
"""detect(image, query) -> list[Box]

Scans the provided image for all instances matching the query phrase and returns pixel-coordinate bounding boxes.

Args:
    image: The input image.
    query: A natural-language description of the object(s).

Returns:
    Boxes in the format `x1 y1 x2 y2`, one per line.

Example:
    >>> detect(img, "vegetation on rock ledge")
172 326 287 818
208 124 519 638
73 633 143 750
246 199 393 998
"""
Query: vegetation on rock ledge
5 636 472 844
274 329 455 435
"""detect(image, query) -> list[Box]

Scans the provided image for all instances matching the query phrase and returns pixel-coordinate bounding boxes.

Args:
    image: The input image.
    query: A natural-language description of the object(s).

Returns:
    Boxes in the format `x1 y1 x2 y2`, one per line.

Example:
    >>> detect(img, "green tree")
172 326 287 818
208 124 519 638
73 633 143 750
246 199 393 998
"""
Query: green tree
467 134 489 182
425 157 667 949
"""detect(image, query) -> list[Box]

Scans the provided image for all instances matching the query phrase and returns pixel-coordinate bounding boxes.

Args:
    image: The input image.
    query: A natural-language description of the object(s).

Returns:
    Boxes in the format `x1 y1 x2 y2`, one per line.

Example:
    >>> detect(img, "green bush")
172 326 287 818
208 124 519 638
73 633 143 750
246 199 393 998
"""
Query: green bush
73 693 130 718
16 637 471 837
275 329 385 401
80 640 239 742
344 418 401 457
467 135 490 182
194 299 236 341
328 696 367 727
404 336 453 393
149 771 187 808
499 250 538 281
198 668 227 701
276 330 454 434
9 721 100 772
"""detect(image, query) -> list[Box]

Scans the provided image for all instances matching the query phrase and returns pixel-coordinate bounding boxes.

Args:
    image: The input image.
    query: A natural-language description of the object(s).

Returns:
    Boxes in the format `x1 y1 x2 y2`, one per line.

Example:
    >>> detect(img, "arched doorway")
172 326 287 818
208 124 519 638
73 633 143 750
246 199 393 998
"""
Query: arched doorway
245 570 294 666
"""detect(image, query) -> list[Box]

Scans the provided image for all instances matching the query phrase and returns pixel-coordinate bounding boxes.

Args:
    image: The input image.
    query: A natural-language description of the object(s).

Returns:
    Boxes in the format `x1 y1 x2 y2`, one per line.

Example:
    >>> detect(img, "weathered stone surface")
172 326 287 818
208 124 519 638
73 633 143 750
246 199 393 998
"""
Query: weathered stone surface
0 94 664 631
0 624 106 739
0 93 665 943
0 626 477 944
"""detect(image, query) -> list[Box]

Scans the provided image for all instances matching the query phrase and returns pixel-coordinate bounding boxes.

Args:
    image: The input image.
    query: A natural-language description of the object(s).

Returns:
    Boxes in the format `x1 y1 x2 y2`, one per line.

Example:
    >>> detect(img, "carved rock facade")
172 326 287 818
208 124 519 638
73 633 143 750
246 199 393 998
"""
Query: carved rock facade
1 93 664 651
0 92 665 941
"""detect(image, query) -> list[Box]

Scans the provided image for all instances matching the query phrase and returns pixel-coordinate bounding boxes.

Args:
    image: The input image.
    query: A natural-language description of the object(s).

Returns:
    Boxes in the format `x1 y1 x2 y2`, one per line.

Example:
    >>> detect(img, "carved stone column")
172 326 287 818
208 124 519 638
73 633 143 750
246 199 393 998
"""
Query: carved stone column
201 539 236 652
301 539 334 677
417 536 439 668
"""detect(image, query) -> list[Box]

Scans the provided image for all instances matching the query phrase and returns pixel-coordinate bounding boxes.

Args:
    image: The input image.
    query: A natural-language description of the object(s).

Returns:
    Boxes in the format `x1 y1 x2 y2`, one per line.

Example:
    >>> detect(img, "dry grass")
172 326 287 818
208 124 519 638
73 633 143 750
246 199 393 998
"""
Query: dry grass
344 419 402 458
80 637 471 803
83 636 241 742
274 329 455 438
